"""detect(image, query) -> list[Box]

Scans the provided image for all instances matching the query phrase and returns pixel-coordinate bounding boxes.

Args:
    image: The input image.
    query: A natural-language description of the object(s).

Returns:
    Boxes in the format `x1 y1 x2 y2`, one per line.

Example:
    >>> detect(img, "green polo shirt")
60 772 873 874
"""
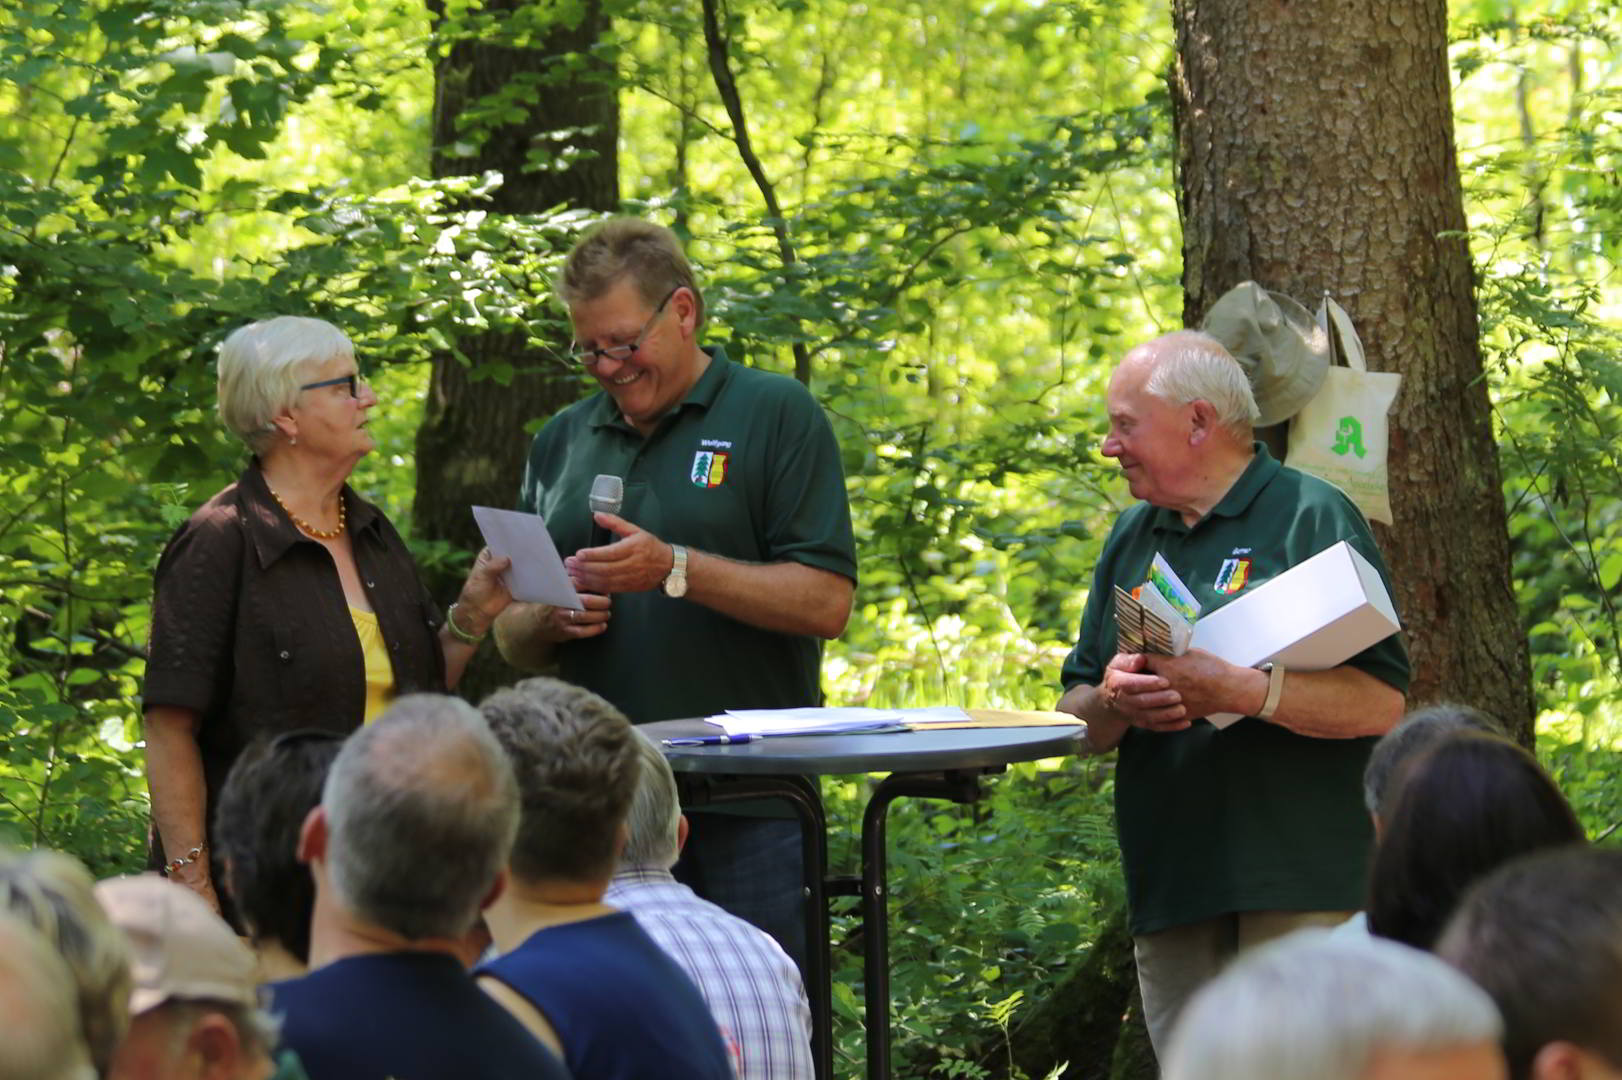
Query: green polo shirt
519 347 857 725
1060 444 1409 935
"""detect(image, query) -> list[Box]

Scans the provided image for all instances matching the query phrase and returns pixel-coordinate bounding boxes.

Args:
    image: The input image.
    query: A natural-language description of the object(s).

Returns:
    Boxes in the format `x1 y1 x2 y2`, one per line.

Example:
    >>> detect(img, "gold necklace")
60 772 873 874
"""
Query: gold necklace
268 486 346 540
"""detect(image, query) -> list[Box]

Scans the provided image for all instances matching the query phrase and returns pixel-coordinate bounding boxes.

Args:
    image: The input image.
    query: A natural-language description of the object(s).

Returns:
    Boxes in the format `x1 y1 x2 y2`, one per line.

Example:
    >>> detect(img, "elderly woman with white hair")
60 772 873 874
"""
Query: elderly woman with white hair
141 316 511 917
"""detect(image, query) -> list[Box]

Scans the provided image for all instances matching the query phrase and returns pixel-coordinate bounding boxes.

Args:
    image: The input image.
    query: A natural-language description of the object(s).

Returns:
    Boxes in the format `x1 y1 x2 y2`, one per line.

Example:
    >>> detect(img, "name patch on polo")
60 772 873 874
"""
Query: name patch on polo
691 450 729 488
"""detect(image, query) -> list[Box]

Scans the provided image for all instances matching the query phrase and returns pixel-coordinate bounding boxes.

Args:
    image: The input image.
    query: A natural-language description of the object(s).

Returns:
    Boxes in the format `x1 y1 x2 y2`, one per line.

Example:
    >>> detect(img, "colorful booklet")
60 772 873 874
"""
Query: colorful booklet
1113 553 1200 655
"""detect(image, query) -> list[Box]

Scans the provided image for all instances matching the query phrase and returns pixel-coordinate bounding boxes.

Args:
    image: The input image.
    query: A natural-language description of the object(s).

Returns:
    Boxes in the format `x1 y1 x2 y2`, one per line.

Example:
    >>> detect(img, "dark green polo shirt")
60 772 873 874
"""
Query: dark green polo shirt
519 347 857 725
1061 444 1410 935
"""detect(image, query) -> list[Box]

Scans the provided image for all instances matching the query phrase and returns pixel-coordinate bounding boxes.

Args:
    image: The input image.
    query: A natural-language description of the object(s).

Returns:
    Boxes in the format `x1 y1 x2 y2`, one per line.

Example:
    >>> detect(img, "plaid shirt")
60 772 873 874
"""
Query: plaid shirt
606 868 814 1080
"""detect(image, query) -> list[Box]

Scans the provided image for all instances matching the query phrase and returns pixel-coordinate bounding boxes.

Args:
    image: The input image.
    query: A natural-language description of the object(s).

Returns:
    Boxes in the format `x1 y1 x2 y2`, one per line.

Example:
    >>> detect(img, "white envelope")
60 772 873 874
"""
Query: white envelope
471 506 584 610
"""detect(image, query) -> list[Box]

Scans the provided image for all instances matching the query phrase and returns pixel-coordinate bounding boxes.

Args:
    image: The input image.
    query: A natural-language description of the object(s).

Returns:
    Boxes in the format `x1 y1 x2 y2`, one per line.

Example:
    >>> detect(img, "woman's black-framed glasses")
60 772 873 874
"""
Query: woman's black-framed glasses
298 373 364 397
569 287 680 367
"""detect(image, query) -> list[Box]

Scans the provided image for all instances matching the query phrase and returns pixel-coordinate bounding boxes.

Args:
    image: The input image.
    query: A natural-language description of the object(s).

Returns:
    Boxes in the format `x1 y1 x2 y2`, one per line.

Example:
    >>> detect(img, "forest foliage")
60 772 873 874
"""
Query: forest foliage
3 0 1621 1073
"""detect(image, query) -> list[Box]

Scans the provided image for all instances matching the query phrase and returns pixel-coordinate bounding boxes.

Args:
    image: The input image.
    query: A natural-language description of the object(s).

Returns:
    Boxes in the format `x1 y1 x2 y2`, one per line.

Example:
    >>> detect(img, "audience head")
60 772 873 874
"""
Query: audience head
0 911 97 1080
1438 847 1622 1080
1364 703 1505 816
1366 732 1584 950
557 217 705 329
479 677 640 886
619 729 685 872
0 845 131 1076
1163 929 1505 1080
95 874 273 1080
217 316 355 453
314 694 519 941
215 729 341 970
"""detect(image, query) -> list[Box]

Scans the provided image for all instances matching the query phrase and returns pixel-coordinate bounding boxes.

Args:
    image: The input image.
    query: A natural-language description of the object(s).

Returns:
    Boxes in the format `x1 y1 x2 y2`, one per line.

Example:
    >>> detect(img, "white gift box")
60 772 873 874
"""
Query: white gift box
1188 540 1401 728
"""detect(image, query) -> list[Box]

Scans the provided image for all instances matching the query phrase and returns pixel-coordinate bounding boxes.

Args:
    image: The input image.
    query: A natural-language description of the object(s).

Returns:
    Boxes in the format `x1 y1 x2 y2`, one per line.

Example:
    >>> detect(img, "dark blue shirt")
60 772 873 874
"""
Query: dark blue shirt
268 951 569 1080
479 911 733 1080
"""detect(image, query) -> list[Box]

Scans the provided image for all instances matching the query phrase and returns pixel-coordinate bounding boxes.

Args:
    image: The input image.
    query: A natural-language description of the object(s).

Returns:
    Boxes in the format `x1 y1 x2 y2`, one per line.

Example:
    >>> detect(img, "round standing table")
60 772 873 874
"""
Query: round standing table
643 718 1084 1080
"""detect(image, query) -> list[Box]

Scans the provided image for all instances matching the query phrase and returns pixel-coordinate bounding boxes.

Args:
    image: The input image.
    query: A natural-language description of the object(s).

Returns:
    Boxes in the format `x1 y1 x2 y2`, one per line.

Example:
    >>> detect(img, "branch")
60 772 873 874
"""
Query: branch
2 582 136 605
699 0 811 384
42 42 113 201
0 789 43 836
622 71 732 141
16 604 144 665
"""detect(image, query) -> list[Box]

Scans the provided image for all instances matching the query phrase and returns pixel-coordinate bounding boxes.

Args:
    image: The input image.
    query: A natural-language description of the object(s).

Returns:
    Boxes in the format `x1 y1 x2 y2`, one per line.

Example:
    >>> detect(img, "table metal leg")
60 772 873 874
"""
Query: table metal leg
861 769 992 1080
678 774 833 1080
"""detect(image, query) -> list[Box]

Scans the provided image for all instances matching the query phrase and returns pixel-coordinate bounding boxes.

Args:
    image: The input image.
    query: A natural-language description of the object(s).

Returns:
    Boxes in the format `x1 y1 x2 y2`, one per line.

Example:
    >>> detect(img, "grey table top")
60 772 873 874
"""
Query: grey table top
640 718 1084 776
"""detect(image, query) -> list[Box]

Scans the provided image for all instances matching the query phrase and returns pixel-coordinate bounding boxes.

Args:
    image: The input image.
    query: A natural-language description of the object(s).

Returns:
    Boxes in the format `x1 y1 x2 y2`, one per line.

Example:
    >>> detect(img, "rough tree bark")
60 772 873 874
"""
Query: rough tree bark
415 0 619 697
1171 0 1535 742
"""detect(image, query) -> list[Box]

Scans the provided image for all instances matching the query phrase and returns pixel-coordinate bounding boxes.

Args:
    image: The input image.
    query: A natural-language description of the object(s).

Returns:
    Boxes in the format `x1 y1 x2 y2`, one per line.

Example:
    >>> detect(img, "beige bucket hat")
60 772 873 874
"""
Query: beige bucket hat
1201 281 1330 427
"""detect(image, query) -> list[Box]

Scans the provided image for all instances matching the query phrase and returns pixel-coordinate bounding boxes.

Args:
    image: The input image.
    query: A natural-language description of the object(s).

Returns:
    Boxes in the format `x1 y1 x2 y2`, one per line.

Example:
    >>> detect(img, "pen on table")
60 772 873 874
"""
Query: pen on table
661 734 763 747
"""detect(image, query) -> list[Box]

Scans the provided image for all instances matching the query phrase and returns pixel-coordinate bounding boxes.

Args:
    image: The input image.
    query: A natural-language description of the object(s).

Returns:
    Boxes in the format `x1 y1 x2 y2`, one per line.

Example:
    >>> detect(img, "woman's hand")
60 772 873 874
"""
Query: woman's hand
453 548 513 637
170 860 223 915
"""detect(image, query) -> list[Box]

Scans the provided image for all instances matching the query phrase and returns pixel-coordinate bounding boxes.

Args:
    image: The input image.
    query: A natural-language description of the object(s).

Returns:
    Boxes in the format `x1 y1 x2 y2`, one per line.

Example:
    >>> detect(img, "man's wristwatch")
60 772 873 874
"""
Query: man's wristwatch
1256 662 1286 720
662 544 689 598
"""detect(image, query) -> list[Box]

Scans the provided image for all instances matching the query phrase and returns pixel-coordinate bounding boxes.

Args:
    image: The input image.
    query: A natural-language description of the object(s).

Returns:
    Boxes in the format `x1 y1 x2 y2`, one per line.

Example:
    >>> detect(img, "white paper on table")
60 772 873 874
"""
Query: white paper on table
471 506 583 610
893 706 975 726
705 706 973 736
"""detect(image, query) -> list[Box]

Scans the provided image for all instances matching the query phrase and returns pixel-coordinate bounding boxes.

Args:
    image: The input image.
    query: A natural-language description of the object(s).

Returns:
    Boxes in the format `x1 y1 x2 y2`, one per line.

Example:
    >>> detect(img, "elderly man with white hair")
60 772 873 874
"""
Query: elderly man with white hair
1163 930 1506 1080
1056 329 1410 1055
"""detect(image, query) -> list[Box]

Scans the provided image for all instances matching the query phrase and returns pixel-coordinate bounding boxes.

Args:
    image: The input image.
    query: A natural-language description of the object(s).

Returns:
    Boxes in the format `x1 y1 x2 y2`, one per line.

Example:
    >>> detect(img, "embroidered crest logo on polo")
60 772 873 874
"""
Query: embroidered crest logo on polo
690 450 729 488
1215 557 1252 595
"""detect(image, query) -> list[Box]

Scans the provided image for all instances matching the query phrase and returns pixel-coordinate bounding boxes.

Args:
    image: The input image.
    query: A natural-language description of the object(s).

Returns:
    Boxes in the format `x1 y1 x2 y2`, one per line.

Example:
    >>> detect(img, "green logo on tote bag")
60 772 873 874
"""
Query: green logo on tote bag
1331 416 1367 459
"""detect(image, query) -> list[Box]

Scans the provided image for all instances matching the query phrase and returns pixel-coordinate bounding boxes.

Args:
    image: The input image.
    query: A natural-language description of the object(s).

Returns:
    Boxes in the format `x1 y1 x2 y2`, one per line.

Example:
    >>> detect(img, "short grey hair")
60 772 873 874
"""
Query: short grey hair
1162 929 1502 1080
620 730 682 871
217 316 354 453
479 677 640 885
1138 329 1261 432
0 913 96 1080
0 846 130 1076
1363 703 1506 814
321 694 520 940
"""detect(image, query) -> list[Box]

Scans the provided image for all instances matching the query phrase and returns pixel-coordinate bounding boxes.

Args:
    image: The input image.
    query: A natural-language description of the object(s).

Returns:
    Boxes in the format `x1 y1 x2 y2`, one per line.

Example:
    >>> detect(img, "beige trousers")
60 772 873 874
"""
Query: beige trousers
1133 909 1357 1060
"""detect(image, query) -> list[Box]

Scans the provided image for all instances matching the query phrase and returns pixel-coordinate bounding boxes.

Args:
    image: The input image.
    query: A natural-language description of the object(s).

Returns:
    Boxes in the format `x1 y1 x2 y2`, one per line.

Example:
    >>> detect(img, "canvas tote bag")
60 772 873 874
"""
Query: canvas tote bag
1285 298 1402 524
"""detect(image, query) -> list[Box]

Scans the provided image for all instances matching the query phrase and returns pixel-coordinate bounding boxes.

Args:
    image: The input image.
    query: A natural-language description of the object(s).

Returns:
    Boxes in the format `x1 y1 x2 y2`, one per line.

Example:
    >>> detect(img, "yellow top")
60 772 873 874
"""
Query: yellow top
349 607 395 723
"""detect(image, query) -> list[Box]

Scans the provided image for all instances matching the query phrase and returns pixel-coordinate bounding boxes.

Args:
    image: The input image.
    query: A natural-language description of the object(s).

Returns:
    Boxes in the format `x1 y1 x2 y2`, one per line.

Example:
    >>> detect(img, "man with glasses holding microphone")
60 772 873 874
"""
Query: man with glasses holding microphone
495 218 857 972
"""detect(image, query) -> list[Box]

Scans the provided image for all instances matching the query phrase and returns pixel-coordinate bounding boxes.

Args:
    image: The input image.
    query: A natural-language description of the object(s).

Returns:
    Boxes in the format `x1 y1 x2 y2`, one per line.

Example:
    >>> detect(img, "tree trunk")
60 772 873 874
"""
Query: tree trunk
1171 0 1535 743
1007 902 1154 1080
416 0 619 698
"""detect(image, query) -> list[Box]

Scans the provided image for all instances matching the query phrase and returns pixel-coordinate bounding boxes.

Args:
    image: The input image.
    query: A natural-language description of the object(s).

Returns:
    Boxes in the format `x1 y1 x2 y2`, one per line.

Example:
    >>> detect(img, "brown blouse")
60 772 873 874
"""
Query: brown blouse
142 460 445 827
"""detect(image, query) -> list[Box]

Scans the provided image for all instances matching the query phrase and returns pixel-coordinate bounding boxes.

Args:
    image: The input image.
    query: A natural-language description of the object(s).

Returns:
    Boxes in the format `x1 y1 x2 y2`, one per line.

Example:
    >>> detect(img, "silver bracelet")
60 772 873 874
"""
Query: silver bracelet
164 844 206 876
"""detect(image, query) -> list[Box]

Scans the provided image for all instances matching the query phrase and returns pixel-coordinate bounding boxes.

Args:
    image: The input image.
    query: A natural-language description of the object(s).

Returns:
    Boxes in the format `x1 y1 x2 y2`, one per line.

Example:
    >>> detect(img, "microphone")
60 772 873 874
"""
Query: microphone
588 474 623 549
